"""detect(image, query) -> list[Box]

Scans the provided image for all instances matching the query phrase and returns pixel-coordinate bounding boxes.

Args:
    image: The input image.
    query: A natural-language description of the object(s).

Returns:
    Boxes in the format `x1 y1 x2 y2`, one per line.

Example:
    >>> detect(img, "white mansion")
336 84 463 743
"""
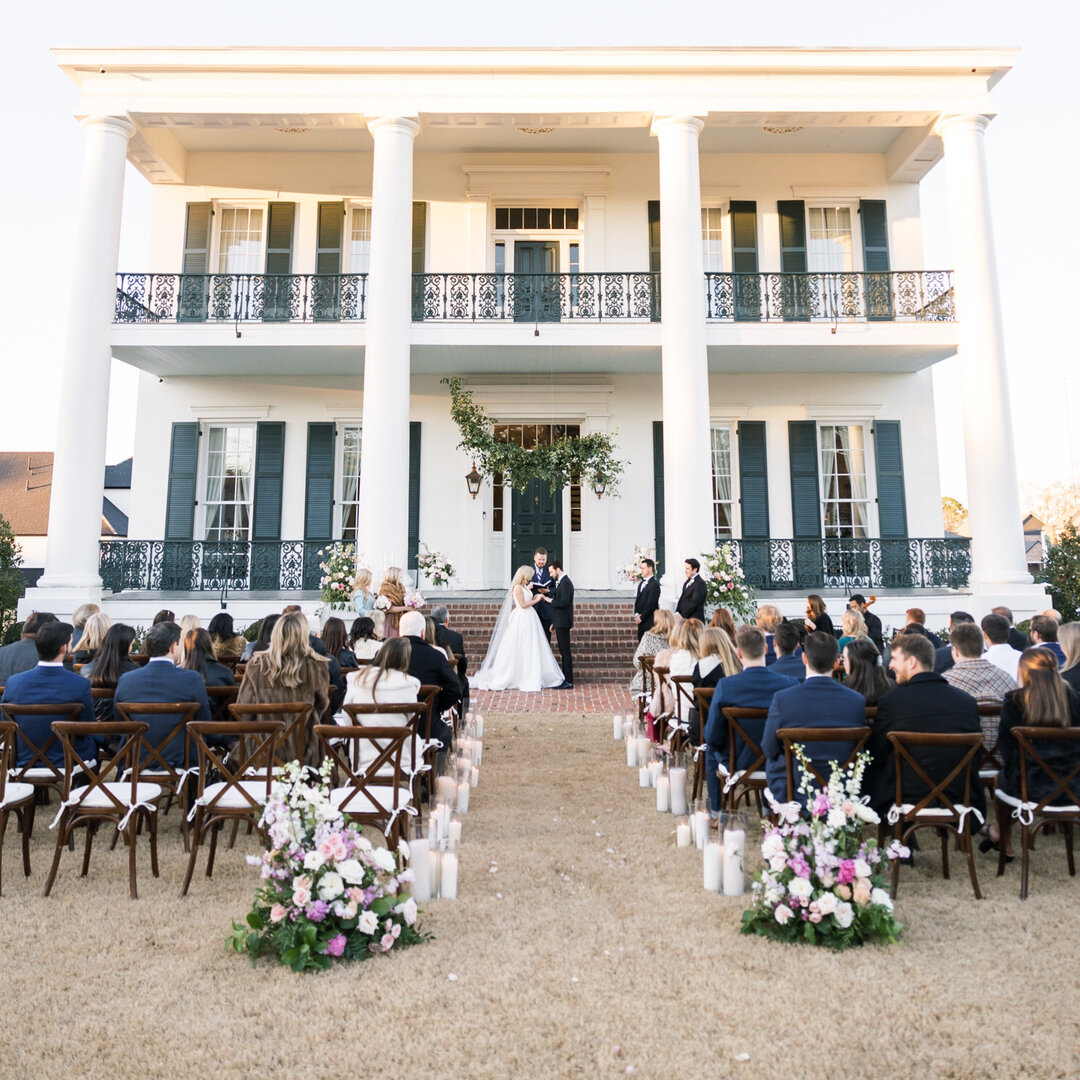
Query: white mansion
22 46 1048 626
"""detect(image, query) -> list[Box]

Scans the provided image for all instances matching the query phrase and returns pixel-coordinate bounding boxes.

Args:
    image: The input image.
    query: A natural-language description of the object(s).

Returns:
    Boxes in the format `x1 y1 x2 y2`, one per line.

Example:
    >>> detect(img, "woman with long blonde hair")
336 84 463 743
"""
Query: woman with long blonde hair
630 608 675 695
352 567 376 617
378 565 406 637
1061 622 1080 694
72 612 111 665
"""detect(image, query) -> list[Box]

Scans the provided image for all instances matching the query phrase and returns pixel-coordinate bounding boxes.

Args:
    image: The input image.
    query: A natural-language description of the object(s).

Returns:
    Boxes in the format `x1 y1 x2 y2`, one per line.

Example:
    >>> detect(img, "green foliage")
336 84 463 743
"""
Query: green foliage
1042 522 1080 621
243 619 262 643
0 516 25 642
441 377 626 495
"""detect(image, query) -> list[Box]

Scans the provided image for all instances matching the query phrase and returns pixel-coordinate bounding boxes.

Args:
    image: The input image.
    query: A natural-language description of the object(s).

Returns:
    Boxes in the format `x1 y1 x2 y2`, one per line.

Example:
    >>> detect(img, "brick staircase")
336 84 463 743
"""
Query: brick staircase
442 599 638 683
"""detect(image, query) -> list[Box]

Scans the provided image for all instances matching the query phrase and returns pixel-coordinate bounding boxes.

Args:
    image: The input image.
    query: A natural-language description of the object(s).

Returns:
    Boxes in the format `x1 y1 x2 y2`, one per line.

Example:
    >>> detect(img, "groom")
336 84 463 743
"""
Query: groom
545 560 575 689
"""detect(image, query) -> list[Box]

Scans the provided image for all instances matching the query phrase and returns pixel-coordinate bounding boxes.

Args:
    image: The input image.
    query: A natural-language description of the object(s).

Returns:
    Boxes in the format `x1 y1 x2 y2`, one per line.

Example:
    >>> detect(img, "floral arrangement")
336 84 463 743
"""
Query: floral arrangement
227 761 427 972
417 544 456 588
373 594 391 612
317 542 357 607
403 589 426 609
740 749 905 950
702 543 757 624
618 542 658 584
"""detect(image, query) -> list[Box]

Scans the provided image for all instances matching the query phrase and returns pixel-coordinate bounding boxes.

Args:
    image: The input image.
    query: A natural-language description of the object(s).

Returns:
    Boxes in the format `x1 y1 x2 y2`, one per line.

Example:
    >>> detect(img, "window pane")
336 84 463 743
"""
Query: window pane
819 423 868 538
350 208 371 274
203 423 255 541
711 425 733 541
702 207 724 273
217 208 264 274
495 207 509 230
566 208 579 229
552 208 565 229
509 208 523 230
808 206 853 273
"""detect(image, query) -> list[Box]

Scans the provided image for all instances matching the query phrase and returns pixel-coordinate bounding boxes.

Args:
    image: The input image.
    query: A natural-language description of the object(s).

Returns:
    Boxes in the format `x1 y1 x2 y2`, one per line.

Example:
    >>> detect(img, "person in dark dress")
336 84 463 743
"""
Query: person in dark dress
180 628 237 687
805 594 835 639
82 622 138 721
321 617 358 669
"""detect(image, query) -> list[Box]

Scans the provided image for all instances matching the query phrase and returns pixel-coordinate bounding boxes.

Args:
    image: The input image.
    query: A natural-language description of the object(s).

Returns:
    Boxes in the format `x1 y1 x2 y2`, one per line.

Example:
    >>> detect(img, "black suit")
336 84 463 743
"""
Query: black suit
865 671 984 819
404 635 460 750
435 623 469 714
933 644 955 675
1007 626 1029 653
530 564 554 638
676 575 706 623
550 574 574 684
634 576 661 640
862 609 884 652
309 633 345 713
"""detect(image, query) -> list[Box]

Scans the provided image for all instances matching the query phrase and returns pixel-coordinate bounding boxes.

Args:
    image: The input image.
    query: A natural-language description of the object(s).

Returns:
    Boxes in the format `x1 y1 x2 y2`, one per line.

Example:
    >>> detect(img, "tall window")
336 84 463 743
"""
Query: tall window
203 425 255 541
216 208 264 273
711 425 733 541
820 424 869 538
349 208 372 274
702 207 724 272
339 425 362 541
807 207 853 272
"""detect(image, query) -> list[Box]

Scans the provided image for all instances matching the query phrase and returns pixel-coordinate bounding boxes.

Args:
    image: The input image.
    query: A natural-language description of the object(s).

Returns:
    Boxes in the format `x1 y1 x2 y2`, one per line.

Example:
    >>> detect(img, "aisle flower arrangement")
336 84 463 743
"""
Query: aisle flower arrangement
618 542 658 584
740 749 904 950
317 543 357 607
702 543 757 623
417 544 456 588
227 761 428 972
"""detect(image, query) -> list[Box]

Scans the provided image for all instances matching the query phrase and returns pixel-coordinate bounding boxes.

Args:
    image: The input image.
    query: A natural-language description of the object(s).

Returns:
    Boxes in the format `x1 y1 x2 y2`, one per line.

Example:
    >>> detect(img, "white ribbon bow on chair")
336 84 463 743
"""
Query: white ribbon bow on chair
1011 801 1039 827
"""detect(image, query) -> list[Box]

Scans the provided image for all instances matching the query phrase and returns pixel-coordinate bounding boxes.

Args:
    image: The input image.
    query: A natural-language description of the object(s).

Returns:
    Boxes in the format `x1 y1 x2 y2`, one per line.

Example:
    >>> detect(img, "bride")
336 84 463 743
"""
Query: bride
471 565 565 692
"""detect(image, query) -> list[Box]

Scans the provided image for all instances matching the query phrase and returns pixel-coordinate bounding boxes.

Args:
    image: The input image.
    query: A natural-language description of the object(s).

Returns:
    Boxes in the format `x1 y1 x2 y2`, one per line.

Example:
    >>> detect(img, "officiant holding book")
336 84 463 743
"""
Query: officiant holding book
530 547 554 642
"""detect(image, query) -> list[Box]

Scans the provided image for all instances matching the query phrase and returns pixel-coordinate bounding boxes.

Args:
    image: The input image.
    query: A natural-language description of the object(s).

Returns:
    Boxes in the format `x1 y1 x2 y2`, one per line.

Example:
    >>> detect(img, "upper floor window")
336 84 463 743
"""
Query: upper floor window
807 207 853 273
339 424 362 541
216 208 265 274
202 424 255 541
495 207 579 231
820 423 869 538
702 207 724 272
349 207 372 274
710 425 734 542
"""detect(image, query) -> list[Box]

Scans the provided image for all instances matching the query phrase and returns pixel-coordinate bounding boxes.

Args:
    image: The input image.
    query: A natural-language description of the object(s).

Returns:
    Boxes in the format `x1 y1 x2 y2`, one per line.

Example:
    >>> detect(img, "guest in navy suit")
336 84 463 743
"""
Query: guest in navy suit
934 612 975 675
770 622 806 682
762 632 868 804
114 622 212 768
703 626 796 814
1 621 97 768
1030 615 1067 669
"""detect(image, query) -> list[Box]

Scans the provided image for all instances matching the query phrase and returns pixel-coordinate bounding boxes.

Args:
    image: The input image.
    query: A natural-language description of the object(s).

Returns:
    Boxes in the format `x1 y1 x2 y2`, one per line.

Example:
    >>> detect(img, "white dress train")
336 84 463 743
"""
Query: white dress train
471 585 565 692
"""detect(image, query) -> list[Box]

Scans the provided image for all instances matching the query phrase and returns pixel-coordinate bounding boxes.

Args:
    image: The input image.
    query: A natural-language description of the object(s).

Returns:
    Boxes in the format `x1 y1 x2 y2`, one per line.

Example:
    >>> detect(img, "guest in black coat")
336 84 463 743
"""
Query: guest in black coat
849 595 884 652
634 559 662 641
400 611 459 751
993 605 1030 653
1061 623 1080 695
431 605 467 683
180 628 237 687
320 617 358 669
934 612 975 675
804 594 835 639
841 637 890 708
900 607 944 650
866 632 983 819
770 622 807 682
676 558 707 623
82 622 139 721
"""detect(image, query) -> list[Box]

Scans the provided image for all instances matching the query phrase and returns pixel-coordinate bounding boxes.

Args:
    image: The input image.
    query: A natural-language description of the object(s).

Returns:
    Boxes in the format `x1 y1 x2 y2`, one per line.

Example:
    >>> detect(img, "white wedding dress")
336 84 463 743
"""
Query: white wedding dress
471 584 565 692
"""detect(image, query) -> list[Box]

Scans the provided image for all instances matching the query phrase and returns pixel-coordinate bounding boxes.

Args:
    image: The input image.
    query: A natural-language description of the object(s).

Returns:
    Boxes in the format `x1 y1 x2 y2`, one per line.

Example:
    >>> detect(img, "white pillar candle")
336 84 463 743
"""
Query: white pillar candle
456 782 470 814
438 802 451 839
676 822 691 848
614 713 624 740
473 741 483 767
703 842 724 893
428 812 440 843
440 851 459 900
636 737 651 767
638 766 651 788
470 765 479 789
436 775 455 802
648 760 662 788
428 847 440 896
448 819 462 844
692 811 710 850
722 828 746 897
475 715 484 738
656 775 670 813
626 737 638 768
409 835 431 902
669 767 688 816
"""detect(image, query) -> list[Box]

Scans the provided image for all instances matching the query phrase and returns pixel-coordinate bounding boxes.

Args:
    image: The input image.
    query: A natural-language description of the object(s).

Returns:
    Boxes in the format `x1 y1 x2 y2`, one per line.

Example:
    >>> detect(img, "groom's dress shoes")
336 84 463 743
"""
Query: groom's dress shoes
555 680 573 690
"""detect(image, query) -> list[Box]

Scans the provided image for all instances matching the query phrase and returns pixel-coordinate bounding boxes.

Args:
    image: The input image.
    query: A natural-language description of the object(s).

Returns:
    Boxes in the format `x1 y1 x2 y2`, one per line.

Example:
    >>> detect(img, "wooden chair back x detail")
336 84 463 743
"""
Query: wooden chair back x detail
0 720 35 895
776 726 871 802
721 707 770 813
227 701 312 769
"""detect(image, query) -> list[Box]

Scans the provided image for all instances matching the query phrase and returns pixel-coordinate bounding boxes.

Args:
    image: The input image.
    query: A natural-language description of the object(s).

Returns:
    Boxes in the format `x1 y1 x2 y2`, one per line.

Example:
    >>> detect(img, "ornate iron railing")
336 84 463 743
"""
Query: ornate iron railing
114 274 368 324
704 271 955 322
413 272 660 321
726 537 971 592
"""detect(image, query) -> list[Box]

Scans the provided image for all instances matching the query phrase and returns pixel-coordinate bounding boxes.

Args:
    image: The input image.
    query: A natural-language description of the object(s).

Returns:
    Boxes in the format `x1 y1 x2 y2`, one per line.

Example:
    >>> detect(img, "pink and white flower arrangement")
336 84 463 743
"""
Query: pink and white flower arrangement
317 542 358 607
618 542 658 584
740 748 904 949
416 543 456 587
227 761 428 972
702 543 757 623
403 589 426 609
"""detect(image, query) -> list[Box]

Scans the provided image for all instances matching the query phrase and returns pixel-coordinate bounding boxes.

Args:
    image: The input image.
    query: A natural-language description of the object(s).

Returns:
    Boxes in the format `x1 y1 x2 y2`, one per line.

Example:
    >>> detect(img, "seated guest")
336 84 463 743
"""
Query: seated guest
282 605 343 711
865 631 984 819
70 603 100 649
934 611 975 675
771 622 806 682
207 612 247 666
1 621 96 768
900 607 943 649
837 608 868 652
180 628 237 687
432 605 467 686
237 612 330 766
703 626 797 816
71 612 111 666
687 628 738 744
943 621 1016 709
351 568 377 617
0 612 58 683
82 622 138 721
349 617 383 662
710 607 738 647
1061 623 1080 694
755 604 784 664
629 608 674 696
993 605 1030 653
241 614 280 661
425 616 452 663
1030 614 1066 668
763 632 866 805
114 622 213 768
804 594 835 639
984 648 1080 857
152 609 175 625
647 618 703 724
399 610 459 754
849 594 884 652
176 615 200 665
321 616 358 669
981 613 1021 685
842 637 890 707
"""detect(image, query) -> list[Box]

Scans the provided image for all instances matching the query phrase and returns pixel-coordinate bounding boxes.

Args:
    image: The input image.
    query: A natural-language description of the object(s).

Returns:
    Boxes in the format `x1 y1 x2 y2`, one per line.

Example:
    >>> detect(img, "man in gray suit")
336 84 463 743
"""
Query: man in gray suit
0 612 58 684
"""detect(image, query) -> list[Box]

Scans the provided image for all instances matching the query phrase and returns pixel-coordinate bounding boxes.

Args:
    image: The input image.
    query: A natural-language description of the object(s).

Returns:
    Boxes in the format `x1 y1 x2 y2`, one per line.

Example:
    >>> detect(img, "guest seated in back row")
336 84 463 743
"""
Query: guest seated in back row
755 605 784 664
841 637 890 708
282 605 344 713
629 609 675 697
1029 614 1066 669
804 594 835 639
942 621 1016 705
207 612 247 667
0 612 58 684
770 622 806 682
179 628 237 687
349 617 383 662
933 611 975 675
320 616 358 669
399 610 459 756
71 612 111 666
82 622 138 721
241 614 280 661
898 607 943 650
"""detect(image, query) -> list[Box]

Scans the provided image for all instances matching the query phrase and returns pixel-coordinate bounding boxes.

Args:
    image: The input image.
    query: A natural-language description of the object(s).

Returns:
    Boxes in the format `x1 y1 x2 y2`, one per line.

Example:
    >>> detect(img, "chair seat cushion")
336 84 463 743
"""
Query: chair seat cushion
197 780 269 809
22 761 94 780
76 782 163 809
329 785 413 815
0 782 34 807
995 789 1080 815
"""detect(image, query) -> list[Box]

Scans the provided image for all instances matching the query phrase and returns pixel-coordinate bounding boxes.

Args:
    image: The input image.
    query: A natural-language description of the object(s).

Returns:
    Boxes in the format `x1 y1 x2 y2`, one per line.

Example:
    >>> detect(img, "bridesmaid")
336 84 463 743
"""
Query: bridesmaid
378 566 406 638
351 568 376 617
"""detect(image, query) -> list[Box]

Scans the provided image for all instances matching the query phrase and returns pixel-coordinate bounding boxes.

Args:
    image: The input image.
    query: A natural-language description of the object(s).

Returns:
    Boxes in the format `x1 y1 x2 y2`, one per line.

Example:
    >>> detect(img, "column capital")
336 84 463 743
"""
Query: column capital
650 114 706 138
79 114 136 139
934 113 993 138
366 116 421 139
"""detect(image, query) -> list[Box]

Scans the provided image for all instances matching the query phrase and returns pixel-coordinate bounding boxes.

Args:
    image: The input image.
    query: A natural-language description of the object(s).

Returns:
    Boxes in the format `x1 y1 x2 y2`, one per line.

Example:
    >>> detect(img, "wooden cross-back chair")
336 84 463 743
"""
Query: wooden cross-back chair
776 726 872 803
180 720 283 897
227 701 313 770
649 665 672 742
667 675 697 751
341 701 430 814
720 707 771 814
976 701 1005 796
1 702 86 812
206 685 240 724
0 720 34 896
313 720 418 847
44 720 160 901
994 726 1080 899
637 656 657 724
885 730 984 900
689 687 715 803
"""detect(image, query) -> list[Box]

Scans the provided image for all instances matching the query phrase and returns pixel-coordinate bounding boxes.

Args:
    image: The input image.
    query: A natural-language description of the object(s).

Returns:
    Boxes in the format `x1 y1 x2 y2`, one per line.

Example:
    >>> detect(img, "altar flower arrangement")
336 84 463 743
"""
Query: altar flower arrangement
403 589 426 609
618 542 658 584
227 761 428 972
740 748 904 950
702 543 757 623
317 543 357 607
417 544 456 588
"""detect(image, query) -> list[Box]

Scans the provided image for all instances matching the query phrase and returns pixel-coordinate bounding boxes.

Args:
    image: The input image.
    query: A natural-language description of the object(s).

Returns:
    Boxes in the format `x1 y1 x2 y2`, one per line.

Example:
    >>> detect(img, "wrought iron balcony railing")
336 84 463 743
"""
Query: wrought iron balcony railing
704 271 954 322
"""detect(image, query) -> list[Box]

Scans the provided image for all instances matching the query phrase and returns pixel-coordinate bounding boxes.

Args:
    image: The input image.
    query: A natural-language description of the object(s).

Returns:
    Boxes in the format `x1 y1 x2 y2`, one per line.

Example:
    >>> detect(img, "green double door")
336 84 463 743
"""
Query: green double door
511 477 562 572
513 241 561 322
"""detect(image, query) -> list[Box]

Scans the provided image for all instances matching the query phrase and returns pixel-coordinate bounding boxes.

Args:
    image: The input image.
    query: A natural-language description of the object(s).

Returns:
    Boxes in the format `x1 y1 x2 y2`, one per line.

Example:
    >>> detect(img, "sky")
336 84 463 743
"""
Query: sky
2 0 1077 504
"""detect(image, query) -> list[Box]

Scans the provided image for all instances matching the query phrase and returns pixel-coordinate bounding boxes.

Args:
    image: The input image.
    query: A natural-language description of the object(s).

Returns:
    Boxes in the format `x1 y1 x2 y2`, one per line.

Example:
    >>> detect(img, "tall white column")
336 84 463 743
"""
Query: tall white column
357 117 420 574
38 116 135 594
936 114 1030 588
651 116 714 597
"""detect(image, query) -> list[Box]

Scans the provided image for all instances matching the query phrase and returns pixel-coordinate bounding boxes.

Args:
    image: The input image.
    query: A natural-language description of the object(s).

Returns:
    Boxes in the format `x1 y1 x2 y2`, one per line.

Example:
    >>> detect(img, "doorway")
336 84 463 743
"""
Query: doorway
513 241 561 322
510 476 563 572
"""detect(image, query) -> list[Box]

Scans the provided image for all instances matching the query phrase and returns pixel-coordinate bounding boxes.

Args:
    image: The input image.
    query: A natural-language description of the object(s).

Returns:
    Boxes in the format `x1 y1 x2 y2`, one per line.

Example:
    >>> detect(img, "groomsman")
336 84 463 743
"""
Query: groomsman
546 560 575 689
530 547 554 642
633 558 661 641
676 558 707 623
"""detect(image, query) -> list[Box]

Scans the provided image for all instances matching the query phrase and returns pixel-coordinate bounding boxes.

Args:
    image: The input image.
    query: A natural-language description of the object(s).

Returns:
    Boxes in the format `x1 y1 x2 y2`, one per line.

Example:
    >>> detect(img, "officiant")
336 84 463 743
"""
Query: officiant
530 547 554 643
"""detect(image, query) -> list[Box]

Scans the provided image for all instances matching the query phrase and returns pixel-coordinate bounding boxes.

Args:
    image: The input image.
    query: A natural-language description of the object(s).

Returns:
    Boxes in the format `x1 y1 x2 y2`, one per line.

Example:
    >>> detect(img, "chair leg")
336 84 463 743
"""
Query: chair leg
890 825 902 900
206 820 221 877
963 826 981 899
940 828 950 879
42 818 67 897
995 801 1007 877
1020 824 1031 900
127 821 138 900
180 810 202 898
227 818 240 850
81 821 97 877
19 807 32 878
1065 823 1075 877
0 811 6 898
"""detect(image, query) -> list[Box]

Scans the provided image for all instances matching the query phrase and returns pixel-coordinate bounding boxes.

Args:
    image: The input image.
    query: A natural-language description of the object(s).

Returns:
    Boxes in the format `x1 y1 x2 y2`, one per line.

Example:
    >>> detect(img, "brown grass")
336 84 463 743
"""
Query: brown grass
2 712 1079 1080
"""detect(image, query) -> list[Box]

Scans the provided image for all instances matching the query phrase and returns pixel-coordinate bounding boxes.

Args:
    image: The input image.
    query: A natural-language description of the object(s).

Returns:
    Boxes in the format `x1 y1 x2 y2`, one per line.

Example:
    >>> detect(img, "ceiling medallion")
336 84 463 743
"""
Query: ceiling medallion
762 125 804 135
517 126 556 135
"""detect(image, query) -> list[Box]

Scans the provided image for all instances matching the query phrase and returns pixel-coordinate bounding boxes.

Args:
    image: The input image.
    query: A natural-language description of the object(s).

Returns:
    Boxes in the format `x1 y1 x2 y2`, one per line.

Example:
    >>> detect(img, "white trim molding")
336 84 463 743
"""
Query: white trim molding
189 405 270 420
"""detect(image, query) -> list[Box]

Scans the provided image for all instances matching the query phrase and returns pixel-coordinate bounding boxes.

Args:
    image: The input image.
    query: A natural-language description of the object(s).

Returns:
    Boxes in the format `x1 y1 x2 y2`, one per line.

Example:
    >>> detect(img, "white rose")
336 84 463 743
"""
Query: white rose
303 850 325 871
834 901 854 928
870 888 894 911
816 891 838 916
827 808 847 830
761 834 785 860
356 837 373 852
853 803 880 825
854 858 873 879
397 897 418 925
372 847 398 874
774 904 794 926
357 909 379 935
318 871 345 901
788 876 813 900
337 858 366 885
769 854 788 873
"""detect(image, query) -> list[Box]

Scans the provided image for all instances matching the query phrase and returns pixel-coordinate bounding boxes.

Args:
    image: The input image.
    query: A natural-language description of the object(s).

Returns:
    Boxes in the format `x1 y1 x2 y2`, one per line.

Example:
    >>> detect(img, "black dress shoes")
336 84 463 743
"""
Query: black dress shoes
555 681 574 690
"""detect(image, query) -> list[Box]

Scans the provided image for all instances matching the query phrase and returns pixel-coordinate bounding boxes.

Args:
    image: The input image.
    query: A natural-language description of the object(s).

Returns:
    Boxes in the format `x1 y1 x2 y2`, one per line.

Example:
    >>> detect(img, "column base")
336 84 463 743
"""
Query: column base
966 582 1052 623
18 584 104 622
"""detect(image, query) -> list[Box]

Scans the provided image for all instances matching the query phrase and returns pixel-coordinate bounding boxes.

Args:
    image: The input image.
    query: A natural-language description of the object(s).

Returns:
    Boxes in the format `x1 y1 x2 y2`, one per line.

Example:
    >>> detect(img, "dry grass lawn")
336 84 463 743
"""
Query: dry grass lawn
2 711 1079 1080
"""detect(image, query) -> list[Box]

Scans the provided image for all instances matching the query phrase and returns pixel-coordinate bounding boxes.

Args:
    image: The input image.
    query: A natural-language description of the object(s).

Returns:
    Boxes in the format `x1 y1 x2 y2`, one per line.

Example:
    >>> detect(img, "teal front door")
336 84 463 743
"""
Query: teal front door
513 241 561 322
511 477 562 571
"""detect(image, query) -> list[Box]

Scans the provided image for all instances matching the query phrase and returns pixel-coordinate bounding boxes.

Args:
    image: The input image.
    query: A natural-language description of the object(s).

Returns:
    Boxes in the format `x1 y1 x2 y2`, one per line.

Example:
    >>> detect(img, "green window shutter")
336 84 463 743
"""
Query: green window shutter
251 422 286 542
408 422 422 571
788 420 821 539
263 203 295 322
730 200 760 321
647 200 661 322
314 202 345 322
778 200 808 320
653 420 665 577
164 422 199 542
180 203 212 322
873 421 908 538
860 199 893 320
411 202 427 321
737 421 769 538
304 423 336 541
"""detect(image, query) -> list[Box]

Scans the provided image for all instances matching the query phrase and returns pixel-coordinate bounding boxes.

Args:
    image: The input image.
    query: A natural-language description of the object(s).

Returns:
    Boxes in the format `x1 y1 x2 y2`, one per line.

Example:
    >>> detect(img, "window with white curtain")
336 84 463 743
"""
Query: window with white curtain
349 208 372 274
807 207 854 273
203 425 255 541
216 208 265 273
702 207 724 273
711 425 733 541
819 424 869 538
339 425 362 541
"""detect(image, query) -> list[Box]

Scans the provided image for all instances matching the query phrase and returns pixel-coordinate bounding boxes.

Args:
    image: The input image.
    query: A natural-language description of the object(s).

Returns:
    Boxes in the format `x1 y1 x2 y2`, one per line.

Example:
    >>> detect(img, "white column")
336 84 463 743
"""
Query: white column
38 116 135 595
651 116 714 597
936 114 1030 588
357 117 420 574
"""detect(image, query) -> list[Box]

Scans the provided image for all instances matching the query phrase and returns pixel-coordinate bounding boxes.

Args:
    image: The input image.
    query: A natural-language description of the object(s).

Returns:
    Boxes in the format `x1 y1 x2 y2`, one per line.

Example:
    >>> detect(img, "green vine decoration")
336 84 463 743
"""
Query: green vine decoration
441 377 626 495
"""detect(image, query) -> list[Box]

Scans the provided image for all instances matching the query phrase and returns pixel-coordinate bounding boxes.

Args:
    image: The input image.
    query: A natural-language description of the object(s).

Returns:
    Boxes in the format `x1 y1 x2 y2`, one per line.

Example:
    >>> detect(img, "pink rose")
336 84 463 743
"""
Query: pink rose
323 934 347 957
269 903 287 923
380 933 395 951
